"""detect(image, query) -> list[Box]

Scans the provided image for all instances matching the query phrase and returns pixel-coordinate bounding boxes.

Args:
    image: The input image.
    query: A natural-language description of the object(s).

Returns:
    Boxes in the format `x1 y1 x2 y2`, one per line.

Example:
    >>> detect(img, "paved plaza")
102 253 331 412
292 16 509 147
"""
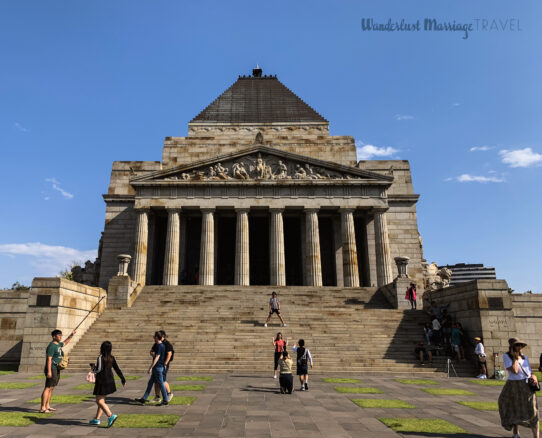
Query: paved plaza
0 371 522 437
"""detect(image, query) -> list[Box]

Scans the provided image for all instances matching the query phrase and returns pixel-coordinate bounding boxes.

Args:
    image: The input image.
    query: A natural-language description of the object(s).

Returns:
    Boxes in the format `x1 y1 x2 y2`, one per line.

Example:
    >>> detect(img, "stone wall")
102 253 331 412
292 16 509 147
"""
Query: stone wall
0 290 29 364
423 279 514 376
511 294 542 369
19 278 106 372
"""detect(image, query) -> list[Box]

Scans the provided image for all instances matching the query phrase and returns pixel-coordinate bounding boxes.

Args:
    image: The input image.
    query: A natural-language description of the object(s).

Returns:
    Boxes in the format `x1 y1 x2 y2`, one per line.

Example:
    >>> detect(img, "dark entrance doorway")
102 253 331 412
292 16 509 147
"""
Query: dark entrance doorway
149 212 167 285
249 214 270 285
183 215 202 285
319 216 337 286
355 215 369 286
216 213 236 285
284 215 303 285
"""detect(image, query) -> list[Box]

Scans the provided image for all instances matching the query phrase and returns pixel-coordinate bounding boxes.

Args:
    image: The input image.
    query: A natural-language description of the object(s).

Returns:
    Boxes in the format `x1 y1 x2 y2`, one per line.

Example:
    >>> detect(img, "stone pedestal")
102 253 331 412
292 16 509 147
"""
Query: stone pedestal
199 208 215 285
305 208 322 287
270 209 286 286
116 254 131 276
340 208 359 287
163 208 181 286
374 211 393 287
132 209 149 286
234 209 250 285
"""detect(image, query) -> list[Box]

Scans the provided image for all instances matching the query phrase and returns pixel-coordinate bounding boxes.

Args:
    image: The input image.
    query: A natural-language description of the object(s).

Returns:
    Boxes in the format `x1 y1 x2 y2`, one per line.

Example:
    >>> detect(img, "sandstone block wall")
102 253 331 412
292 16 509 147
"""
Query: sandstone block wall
511 294 542 368
0 290 29 364
19 278 106 372
423 280 514 376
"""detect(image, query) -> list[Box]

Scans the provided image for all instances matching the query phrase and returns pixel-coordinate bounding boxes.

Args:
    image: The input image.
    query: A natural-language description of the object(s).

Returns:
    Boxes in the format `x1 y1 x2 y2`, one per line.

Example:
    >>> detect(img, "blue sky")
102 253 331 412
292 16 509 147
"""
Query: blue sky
0 1 540 292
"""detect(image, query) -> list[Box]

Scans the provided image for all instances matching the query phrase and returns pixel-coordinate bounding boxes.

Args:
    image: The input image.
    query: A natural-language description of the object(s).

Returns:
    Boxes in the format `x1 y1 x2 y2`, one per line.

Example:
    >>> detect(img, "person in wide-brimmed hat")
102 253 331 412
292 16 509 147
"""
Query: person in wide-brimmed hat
498 337 539 438
474 337 487 379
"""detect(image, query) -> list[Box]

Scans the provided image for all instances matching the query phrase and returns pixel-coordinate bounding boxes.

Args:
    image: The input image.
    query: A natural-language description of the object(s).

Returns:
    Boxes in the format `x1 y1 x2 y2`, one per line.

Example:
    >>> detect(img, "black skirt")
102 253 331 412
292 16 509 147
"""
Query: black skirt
93 356 125 396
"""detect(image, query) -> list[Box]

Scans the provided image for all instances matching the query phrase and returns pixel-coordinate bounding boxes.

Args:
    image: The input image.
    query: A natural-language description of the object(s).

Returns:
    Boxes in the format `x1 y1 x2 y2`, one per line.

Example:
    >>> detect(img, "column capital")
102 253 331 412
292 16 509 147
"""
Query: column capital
234 207 250 214
134 207 150 213
339 207 356 215
304 207 320 213
269 207 284 213
200 207 215 214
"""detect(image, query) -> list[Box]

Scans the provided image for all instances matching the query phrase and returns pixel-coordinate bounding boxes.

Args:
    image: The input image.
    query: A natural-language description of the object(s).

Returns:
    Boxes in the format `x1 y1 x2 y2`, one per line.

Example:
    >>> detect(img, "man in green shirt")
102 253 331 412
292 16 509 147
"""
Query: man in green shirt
40 329 76 413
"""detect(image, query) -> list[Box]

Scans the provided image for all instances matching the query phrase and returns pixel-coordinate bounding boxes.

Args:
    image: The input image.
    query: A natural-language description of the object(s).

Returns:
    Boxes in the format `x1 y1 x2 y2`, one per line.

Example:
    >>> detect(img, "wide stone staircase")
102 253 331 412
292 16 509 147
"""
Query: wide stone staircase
67 286 475 375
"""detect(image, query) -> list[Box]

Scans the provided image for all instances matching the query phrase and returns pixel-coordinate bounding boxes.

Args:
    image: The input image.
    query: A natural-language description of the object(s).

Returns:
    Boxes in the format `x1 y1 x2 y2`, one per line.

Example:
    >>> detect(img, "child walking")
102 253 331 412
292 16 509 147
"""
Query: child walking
89 341 126 427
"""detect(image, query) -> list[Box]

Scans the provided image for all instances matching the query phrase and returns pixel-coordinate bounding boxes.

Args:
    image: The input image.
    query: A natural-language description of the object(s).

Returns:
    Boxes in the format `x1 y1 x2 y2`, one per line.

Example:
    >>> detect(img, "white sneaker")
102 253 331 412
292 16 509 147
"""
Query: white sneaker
282 323 287 327
273 375 277 379
264 323 267 327
481 375 487 379
300 386 305 391
168 392 174 402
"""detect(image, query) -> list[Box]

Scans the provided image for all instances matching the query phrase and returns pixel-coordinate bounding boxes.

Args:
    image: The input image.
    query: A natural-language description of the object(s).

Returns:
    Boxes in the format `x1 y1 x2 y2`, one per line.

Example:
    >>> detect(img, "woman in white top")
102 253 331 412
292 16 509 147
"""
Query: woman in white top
498 337 539 438
474 337 487 379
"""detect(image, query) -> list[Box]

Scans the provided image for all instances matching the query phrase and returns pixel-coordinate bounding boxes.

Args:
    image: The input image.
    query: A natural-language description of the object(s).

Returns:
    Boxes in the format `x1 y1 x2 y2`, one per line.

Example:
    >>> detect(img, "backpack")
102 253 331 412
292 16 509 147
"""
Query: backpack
297 349 308 367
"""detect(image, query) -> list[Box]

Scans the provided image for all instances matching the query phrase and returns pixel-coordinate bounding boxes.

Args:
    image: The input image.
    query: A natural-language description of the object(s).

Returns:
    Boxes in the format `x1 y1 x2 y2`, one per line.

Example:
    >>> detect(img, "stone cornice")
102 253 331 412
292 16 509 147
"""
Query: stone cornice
388 194 420 203
102 194 135 203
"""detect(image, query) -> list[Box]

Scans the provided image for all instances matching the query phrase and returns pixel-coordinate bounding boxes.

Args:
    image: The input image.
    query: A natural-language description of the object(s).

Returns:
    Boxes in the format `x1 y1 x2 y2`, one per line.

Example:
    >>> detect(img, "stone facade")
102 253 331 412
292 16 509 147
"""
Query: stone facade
0 290 29 364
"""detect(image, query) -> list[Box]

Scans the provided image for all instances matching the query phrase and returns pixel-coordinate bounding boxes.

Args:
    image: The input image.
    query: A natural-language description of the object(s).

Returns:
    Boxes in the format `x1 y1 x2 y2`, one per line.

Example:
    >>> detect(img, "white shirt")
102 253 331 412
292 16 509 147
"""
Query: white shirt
503 352 532 381
474 343 486 357
432 319 441 331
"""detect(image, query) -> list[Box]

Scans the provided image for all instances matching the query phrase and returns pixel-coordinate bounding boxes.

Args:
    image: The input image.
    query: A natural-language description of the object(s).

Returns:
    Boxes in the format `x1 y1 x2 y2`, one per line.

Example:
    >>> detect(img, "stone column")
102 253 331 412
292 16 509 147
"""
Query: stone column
132 208 149 286
163 208 181 286
234 208 250 285
270 208 286 286
340 208 360 287
199 208 215 286
374 211 393 286
305 208 322 287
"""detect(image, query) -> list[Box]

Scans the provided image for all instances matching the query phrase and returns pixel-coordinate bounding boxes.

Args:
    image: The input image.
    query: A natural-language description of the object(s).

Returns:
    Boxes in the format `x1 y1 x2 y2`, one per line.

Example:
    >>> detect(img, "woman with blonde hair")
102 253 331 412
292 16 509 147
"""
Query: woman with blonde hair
498 337 539 438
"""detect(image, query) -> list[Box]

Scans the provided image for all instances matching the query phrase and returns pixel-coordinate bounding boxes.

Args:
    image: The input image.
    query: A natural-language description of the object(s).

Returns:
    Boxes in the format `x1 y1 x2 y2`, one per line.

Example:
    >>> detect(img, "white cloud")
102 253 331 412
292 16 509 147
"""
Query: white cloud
452 103 461 107
14 122 28 132
356 143 399 160
0 243 97 277
394 114 414 121
470 146 494 152
45 177 74 199
446 174 505 183
499 148 542 168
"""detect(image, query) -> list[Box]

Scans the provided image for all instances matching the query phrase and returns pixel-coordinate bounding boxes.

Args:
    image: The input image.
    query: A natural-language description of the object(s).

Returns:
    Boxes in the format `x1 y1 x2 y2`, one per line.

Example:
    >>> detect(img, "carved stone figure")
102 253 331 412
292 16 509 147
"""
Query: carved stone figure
305 163 321 179
232 162 249 179
437 267 452 288
294 164 306 179
209 166 216 178
215 162 229 179
423 262 452 290
275 160 288 179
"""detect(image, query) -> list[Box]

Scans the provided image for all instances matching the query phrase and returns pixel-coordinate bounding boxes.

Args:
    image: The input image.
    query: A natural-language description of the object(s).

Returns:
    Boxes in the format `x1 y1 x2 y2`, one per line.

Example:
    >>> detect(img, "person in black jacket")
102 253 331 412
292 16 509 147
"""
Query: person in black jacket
89 341 126 428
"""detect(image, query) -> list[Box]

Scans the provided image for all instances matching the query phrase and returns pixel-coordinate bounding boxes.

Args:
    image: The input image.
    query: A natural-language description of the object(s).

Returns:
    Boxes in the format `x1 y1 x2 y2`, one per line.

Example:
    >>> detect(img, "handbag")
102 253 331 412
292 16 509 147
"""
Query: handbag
520 363 540 392
477 354 487 364
86 371 95 383
57 350 69 370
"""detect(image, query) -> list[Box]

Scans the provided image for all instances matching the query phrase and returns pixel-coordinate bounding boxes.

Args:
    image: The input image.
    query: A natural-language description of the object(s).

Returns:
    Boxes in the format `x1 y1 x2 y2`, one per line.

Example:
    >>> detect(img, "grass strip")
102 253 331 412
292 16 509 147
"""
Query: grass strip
110 414 181 428
27 395 93 404
422 388 475 396
0 412 53 426
175 376 213 381
470 379 505 386
458 401 498 411
352 399 415 409
149 396 196 405
379 418 468 434
395 378 438 385
0 382 39 389
115 375 141 381
0 371 16 376
27 374 72 380
170 384 206 391
334 386 383 394
73 383 94 390
323 378 361 383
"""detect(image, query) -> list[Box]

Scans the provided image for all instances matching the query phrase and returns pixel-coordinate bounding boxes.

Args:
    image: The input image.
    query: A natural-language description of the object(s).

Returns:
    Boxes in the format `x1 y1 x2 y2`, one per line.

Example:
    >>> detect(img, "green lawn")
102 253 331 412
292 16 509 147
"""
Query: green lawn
379 418 468 434
458 401 499 411
0 412 53 426
115 375 141 381
395 378 438 385
27 374 72 379
175 376 213 381
470 379 506 386
0 371 16 376
27 395 93 404
73 383 94 390
110 414 181 428
422 388 475 396
149 396 196 405
334 386 383 394
352 399 415 409
170 384 206 391
533 371 542 380
0 382 39 389
322 378 361 384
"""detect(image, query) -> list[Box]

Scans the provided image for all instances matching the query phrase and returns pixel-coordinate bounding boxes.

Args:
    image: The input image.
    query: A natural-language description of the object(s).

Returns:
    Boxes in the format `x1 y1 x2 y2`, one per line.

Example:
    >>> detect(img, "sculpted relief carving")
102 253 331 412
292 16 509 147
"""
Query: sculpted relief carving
166 153 360 182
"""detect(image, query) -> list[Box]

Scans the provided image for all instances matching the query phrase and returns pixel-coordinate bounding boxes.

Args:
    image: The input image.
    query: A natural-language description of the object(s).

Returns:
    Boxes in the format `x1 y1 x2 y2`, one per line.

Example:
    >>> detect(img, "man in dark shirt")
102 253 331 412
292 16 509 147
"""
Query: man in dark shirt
136 332 169 406
151 330 174 402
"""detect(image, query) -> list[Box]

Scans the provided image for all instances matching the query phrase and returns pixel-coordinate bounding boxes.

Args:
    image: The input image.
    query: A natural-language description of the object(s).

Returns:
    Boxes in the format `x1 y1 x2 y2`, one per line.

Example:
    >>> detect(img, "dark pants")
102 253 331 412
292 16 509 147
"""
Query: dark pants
409 299 417 309
143 366 168 401
279 374 293 394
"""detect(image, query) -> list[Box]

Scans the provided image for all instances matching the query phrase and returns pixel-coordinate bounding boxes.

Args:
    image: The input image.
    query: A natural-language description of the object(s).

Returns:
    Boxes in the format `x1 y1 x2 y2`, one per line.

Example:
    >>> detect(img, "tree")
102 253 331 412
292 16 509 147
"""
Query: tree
58 261 81 281
10 281 29 291
507 287 514 294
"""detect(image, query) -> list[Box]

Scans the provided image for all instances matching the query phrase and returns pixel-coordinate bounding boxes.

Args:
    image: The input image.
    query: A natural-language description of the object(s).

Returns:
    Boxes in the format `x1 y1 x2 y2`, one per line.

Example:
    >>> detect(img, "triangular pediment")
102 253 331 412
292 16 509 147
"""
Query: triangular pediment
131 146 393 184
